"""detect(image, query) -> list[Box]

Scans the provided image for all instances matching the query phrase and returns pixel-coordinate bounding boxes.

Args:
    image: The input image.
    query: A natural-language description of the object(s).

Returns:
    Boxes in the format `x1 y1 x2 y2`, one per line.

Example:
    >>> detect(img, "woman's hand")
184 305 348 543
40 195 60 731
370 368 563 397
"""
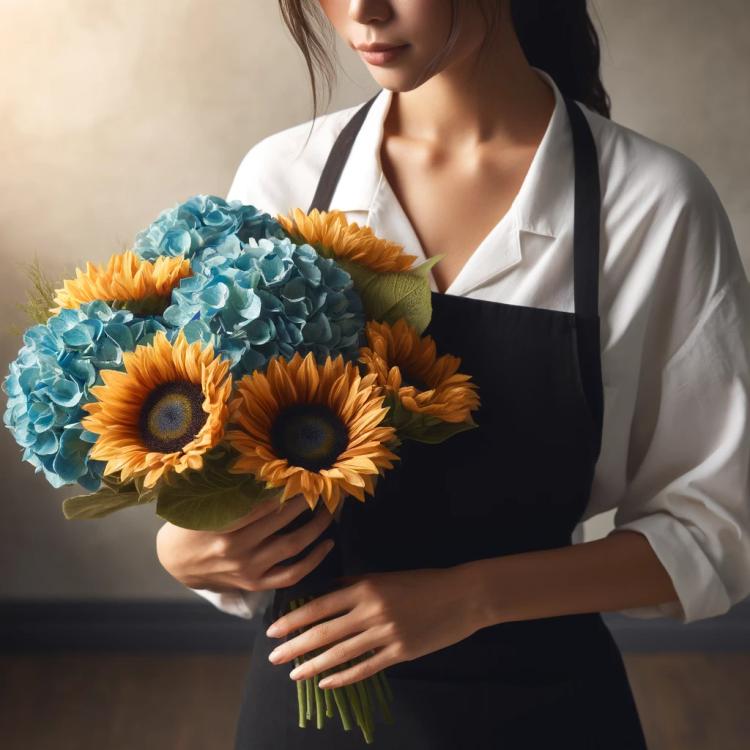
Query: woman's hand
263 565 486 689
156 493 337 594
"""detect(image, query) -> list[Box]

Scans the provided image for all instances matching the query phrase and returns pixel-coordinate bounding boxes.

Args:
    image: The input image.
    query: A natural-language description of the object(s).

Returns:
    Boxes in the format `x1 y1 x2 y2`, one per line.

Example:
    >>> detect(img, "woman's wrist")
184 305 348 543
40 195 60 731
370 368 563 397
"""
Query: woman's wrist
447 560 497 634
452 531 681 629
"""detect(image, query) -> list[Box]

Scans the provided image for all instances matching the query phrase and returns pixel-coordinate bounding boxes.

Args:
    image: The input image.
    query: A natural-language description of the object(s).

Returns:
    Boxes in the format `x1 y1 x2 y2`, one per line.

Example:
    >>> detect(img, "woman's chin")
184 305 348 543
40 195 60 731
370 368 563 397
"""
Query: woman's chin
366 70 427 93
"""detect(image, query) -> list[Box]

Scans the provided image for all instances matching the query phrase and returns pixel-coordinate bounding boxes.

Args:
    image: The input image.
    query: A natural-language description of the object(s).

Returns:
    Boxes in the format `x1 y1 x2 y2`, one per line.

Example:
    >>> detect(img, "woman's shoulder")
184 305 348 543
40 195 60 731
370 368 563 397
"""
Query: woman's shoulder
226 101 365 214
580 102 741 294
581 104 745 358
581 105 722 220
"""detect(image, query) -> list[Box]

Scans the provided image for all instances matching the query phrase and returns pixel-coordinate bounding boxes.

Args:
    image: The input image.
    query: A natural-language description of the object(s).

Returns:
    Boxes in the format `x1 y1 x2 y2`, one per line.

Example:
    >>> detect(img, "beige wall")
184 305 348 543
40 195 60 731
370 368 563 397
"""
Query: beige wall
1 0 748 599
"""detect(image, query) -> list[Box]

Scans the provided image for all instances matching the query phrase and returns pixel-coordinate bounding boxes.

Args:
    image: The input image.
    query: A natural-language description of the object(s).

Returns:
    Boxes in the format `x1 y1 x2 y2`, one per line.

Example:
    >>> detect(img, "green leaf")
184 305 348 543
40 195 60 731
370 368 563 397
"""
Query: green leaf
401 416 478 444
410 254 444 279
99 473 133 491
62 486 143 520
155 470 281 532
384 392 478 444
134 475 160 504
62 470 161 520
336 257 442 335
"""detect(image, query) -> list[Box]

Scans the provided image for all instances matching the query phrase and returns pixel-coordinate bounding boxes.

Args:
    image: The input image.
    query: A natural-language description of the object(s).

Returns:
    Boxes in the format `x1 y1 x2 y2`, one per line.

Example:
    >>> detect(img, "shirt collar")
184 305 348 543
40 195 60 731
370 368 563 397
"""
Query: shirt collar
330 67 575 243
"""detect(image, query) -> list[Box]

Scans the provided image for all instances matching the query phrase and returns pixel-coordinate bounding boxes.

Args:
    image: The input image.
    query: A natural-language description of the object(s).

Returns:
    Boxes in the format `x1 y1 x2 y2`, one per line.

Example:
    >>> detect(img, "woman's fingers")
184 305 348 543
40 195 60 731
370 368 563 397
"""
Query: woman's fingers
229 493 310 544
271 610 360 665
267 579 361 636
254 503 334 570
215 492 290 534
316 645 397 690
254 494 321 539
217 494 338 592
258 535 337 589
287 630 393 686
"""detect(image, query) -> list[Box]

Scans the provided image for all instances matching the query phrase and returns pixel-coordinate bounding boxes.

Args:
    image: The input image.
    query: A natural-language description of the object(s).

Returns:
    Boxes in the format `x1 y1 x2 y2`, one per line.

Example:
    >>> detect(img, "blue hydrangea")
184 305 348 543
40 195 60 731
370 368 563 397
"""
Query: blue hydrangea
163 233 366 377
3 301 167 491
133 194 286 261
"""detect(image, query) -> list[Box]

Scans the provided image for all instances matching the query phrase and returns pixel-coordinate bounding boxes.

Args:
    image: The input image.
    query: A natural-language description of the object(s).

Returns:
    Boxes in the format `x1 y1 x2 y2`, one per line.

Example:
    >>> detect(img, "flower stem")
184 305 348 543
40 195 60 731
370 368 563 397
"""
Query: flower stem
307 625 326 731
331 685 353 731
371 670 394 725
305 671 314 719
283 593 385 742
294 653 306 727
313 670 325 728
289 599 307 729
378 667 395 703
345 679 374 743
353 657 374 740
346 654 377 744
324 677 334 718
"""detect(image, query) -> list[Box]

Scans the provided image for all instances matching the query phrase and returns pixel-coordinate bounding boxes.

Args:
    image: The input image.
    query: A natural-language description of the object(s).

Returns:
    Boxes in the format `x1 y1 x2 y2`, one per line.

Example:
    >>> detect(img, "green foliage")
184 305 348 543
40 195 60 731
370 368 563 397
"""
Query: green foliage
153 447 282 531
335 255 443 335
61 474 150 520
382 392 478 444
62 486 143 520
19 256 58 325
155 471 279 532
62 447 282 531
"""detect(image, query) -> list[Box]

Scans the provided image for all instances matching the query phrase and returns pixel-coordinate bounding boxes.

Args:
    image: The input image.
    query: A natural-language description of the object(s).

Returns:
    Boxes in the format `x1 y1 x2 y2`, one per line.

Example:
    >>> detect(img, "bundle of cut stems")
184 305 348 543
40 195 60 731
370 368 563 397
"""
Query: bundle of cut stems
288 597 395 744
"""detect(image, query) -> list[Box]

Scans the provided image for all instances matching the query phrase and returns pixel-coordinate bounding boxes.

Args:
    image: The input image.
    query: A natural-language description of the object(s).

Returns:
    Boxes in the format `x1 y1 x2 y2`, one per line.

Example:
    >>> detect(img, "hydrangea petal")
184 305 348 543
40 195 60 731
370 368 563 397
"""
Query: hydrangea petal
3 301 169 490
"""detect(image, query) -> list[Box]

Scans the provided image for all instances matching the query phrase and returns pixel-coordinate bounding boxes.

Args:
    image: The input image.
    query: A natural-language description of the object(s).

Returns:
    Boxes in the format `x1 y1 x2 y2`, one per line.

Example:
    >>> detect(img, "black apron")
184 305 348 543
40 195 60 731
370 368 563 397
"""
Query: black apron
234 92 649 750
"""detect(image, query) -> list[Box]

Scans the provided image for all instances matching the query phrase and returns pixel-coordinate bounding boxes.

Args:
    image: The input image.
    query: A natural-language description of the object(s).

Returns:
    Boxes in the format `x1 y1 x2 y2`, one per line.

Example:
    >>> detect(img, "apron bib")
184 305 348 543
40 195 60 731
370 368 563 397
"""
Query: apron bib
235 92 648 749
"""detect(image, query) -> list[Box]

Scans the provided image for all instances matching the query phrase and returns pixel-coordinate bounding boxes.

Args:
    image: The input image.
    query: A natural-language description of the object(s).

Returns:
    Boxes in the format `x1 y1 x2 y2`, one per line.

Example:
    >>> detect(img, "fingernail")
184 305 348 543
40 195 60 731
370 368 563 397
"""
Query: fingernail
268 648 282 663
289 665 302 679
266 623 281 637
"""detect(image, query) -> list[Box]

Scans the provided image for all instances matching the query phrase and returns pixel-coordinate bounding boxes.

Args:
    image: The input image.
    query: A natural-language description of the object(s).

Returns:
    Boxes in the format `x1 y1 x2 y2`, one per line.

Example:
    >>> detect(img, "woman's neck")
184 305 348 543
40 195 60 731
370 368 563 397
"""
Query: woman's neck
387 20 554 154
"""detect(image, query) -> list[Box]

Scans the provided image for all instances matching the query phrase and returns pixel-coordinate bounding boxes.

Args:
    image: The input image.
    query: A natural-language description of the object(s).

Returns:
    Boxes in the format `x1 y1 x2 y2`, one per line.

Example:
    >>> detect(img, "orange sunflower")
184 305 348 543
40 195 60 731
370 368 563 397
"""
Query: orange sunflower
51 250 190 314
276 207 419 273
358 318 480 424
226 351 399 514
81 331 232 488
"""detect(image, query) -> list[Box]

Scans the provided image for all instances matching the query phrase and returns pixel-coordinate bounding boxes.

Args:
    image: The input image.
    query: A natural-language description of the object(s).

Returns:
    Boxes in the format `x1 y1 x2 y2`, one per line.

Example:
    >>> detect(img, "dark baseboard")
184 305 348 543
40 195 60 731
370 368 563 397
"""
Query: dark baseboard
0 600 259 653
1 598 748 653
603 598 750 651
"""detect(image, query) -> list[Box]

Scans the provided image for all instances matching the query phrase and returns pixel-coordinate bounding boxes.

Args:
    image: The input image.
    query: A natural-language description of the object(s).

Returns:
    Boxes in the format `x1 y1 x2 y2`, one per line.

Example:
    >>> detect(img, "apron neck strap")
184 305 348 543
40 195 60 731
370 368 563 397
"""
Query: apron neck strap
307 92 380 215
563 96 601 320
307 90 602 320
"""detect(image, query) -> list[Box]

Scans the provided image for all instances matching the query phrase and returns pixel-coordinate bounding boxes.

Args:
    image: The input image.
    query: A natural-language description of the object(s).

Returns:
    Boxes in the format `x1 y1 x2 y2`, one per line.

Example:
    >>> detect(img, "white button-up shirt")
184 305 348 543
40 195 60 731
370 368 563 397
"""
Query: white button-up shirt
191 69 750 626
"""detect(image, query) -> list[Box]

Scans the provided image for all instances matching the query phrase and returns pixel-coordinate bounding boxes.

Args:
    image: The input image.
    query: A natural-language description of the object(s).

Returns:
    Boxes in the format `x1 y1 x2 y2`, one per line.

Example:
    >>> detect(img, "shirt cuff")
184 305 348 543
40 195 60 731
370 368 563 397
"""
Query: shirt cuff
189 587 274 620
607 512 733 624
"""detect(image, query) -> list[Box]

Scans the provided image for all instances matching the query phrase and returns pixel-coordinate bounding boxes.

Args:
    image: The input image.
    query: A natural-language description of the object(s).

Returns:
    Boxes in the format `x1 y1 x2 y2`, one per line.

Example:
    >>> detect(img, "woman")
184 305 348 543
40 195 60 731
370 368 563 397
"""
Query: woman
157 1 750 747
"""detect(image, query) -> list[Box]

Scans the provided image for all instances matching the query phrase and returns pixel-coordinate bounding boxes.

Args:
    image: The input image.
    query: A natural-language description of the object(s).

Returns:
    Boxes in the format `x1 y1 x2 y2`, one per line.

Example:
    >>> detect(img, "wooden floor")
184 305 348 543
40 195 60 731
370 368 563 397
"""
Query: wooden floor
1 651 748 749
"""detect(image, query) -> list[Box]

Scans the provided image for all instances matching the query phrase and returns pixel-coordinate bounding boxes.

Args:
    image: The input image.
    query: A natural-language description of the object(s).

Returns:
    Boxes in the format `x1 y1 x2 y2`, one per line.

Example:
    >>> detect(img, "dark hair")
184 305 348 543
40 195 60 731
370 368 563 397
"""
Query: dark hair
511 1 610 118
277 0 611 128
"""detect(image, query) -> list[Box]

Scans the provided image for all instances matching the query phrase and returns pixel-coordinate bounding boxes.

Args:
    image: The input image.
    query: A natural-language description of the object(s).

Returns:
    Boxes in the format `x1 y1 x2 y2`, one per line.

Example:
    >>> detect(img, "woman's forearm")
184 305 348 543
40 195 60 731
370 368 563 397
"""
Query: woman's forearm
455 529 681 631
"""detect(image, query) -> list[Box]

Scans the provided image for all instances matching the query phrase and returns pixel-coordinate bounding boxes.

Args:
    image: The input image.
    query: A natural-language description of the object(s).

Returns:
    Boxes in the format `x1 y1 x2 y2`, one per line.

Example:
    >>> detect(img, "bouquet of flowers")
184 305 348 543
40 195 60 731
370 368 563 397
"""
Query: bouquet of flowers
3 195 481 744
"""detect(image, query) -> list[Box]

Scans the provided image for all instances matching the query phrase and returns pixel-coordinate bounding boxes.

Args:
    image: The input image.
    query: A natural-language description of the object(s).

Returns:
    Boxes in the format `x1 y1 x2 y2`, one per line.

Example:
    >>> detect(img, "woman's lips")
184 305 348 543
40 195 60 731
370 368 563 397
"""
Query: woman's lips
358 44 409 66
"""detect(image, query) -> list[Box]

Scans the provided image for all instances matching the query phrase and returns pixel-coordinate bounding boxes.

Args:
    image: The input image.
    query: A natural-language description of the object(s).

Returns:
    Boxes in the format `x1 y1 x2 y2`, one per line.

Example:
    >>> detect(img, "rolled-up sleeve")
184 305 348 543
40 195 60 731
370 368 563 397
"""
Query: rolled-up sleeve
608 163 750 624
190 586 274 620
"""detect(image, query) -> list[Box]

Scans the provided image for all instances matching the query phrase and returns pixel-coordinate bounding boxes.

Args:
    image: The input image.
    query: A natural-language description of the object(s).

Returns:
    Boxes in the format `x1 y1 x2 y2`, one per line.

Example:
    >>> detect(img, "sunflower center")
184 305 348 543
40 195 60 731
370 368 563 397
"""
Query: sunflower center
270 403 349 471
139 381 207 453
